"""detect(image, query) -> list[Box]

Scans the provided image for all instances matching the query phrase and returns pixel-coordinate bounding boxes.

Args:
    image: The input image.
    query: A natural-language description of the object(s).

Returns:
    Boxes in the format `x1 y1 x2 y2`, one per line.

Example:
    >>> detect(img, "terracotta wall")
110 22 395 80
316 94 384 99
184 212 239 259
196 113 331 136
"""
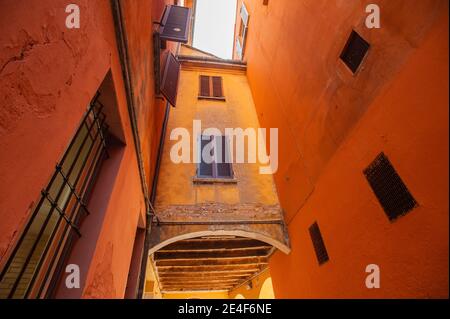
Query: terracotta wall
0 0 169 298
236 0 449 297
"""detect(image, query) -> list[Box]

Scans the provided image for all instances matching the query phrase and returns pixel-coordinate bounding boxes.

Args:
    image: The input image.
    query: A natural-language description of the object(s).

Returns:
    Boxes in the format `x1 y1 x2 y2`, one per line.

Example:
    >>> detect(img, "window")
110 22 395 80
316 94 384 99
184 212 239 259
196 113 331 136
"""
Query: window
236 2 249 60
364 152 418 221
196 135 234 181
0 93 108 299
340 30 370 74
198 76 225 101
309 222 329 265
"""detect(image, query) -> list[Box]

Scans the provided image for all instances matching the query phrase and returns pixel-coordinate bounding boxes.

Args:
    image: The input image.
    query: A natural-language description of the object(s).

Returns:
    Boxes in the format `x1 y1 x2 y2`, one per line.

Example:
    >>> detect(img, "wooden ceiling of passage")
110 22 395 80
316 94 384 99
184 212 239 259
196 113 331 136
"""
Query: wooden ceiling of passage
153 236 273 292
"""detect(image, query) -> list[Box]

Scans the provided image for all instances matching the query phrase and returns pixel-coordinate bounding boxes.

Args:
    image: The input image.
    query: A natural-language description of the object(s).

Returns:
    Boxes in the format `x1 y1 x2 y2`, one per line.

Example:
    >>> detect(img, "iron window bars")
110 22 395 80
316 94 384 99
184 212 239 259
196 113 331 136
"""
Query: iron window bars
0 93 109 298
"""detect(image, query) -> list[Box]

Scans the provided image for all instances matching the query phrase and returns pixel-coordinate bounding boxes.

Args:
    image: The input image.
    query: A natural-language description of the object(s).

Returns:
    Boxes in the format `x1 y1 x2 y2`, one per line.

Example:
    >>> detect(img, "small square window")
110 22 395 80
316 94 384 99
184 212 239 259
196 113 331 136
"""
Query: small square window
198 76 225 101
340 30 370 73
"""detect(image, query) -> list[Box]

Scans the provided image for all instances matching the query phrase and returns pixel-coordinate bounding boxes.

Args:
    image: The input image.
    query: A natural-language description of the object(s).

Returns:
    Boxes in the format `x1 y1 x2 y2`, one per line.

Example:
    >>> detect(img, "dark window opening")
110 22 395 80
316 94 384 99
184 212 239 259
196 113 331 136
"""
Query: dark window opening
197 135 234 181
340 30 370 73
364 152 418 221
0 94 109 299
309 222 329 265
198 76 225 101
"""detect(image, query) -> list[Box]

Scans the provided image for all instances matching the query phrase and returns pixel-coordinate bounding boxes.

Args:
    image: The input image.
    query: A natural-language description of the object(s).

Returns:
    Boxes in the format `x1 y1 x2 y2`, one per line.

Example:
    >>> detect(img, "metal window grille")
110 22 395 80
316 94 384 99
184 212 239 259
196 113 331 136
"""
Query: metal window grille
364 152 418 221
309 222 329 265
0 93 109 299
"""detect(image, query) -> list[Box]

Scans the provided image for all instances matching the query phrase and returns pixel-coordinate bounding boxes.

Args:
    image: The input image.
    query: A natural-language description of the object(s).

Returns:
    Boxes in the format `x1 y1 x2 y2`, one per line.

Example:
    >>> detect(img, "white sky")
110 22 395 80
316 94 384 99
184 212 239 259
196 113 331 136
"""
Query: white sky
193 0 238 59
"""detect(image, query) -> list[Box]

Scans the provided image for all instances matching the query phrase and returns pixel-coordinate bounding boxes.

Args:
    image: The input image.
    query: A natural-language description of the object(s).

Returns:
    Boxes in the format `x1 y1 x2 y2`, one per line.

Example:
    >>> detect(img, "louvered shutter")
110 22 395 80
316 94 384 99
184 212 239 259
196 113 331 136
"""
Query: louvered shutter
215 136 233 178
159 5 191 43
160 52 180 107
199 75 211 97
212 77 223 98
199 136 213 177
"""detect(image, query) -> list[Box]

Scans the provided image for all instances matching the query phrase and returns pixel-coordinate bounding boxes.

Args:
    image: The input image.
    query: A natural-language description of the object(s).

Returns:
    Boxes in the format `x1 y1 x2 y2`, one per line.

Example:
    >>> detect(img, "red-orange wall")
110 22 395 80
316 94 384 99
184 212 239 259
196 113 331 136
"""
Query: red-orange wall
0 0 170 298
238 0 449 298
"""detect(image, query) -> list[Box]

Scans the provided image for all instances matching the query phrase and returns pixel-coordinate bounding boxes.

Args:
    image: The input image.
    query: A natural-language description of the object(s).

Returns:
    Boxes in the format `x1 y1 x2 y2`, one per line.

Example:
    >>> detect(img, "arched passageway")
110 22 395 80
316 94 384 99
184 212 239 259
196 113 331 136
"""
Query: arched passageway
150 234 275 292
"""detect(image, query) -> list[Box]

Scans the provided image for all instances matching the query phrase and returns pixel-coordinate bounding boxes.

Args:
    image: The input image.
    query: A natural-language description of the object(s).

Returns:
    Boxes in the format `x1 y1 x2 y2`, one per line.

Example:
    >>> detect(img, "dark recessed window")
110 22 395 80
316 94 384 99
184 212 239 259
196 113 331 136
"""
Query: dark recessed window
364 152 418 221
198 76 225 101
309 222 329 265
197 135 233 180
340 30 370 73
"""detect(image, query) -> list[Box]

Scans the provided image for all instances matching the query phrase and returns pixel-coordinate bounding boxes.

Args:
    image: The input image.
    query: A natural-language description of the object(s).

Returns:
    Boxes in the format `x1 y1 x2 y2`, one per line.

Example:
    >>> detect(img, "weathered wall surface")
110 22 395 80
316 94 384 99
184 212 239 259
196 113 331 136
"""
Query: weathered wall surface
237 0 449 297
0 0 168 298
156 66 279 208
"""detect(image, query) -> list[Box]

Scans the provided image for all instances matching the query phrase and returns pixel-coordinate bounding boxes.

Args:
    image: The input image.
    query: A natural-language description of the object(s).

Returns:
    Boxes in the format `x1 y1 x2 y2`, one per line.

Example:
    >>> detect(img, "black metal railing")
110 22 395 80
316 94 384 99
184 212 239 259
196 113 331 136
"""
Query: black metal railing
0 93 109 298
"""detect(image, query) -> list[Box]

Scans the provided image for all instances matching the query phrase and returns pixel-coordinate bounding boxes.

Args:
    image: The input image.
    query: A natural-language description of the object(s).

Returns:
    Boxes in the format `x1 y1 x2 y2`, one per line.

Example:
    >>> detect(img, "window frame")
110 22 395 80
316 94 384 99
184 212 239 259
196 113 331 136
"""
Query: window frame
198 75 226 101
0 93 109 299
194 135 236 184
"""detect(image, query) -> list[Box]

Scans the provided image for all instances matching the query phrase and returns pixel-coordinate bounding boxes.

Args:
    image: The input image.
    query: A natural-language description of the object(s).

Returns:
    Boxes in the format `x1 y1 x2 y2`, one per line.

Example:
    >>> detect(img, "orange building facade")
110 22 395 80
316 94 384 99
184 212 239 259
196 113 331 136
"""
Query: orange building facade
0 0 448 300
0 0 178 298
233 0 449 298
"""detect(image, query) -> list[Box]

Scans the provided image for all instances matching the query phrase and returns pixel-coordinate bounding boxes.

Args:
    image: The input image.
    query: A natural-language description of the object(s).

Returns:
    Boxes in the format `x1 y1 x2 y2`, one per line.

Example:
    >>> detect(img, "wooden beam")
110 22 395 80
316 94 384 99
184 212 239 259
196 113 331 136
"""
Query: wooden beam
161 279 242 285
160 239 271 251
159 273 250 279
154 248 270 260
158 268 261 276
157 264 267 272
155 256 268 266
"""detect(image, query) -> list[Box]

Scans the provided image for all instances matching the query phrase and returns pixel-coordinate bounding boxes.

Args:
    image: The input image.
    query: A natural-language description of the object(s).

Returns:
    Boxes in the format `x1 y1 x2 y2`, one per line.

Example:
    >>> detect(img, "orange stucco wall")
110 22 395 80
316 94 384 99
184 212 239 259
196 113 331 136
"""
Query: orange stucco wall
237 0 449 298
0 0 171 298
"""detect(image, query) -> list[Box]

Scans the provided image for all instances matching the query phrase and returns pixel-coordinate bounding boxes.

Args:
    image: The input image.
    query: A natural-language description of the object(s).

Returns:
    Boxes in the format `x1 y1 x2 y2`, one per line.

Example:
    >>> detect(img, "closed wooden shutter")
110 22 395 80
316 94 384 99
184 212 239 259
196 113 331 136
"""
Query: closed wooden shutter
160 52 180 107
199 75 210 97
215 136 233 178
199 136 213 177
212 76 223 98
159 5 192 43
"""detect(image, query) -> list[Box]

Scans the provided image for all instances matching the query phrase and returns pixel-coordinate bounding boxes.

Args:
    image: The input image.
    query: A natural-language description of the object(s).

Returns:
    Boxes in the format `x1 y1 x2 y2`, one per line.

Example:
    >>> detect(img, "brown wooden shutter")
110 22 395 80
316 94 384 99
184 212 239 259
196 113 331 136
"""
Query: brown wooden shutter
160 52 180 107
159 5 191 43
212 77 223 98
199 75 211 97
215 136 233 178
199 136 213 177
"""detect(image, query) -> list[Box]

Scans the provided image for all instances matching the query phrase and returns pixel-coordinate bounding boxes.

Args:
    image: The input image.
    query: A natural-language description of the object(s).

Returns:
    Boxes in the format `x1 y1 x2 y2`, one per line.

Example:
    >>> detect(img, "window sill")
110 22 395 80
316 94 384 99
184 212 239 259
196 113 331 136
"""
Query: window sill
198 96 226 102
193 177 237 184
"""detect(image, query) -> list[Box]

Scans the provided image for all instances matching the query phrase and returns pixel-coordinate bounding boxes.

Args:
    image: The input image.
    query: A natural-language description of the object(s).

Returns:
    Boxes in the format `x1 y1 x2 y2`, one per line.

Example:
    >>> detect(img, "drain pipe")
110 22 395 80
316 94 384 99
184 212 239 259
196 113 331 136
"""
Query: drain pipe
110 0 156 299
137 102 170 298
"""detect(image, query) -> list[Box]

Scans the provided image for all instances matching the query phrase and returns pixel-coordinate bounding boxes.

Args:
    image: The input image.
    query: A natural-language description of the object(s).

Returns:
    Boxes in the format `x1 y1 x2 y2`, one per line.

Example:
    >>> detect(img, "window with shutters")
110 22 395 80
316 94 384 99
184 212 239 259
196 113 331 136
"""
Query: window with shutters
198 75 225 101
195 135 235 183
